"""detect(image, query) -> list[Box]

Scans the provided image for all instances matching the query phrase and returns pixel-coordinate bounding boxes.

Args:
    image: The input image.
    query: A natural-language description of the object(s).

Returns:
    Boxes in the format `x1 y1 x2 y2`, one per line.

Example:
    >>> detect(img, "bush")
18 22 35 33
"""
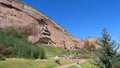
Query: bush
0 28 46 59
76 48 92 59
0 43 14 57
0 54 5 61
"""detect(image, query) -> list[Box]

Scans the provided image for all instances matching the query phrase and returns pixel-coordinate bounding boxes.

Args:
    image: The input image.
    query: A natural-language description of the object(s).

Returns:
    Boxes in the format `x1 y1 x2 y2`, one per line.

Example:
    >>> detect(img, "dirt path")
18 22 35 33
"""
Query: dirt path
54 59 88 68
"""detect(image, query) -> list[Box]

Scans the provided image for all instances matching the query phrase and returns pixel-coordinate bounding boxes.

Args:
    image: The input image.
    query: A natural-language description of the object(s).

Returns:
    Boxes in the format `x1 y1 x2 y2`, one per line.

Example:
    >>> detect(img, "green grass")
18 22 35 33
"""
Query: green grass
0 58 77 68
80 61 99 68
67 65 79 68
41 45 61 57
68 61 99 68
41 45 68 57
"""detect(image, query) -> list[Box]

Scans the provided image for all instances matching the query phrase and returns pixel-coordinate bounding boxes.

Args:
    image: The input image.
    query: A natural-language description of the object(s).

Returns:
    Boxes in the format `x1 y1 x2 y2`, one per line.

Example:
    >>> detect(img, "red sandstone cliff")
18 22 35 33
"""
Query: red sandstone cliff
0 0 98 49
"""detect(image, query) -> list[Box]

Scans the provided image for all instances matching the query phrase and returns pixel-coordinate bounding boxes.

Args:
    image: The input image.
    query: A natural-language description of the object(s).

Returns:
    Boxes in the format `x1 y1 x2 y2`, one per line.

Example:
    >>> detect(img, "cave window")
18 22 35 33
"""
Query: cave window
38 19 45 26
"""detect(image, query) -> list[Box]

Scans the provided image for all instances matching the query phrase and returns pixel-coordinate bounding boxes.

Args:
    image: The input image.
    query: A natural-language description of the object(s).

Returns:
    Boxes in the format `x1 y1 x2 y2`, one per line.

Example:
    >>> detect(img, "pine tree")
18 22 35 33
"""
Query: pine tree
93 28 120 68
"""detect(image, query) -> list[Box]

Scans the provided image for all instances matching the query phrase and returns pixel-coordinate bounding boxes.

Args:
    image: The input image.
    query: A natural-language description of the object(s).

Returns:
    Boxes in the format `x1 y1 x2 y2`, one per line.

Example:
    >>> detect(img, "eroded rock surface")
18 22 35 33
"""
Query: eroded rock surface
0 0 98 49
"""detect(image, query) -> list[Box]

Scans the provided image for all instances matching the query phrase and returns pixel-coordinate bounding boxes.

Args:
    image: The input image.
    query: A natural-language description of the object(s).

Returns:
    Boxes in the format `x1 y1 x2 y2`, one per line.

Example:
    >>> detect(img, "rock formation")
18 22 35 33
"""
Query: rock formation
0 0 98 49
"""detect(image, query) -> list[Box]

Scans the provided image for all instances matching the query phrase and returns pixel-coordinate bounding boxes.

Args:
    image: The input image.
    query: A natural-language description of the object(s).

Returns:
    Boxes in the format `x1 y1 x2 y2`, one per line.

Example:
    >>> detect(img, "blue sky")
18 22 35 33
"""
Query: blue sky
22 0 120 41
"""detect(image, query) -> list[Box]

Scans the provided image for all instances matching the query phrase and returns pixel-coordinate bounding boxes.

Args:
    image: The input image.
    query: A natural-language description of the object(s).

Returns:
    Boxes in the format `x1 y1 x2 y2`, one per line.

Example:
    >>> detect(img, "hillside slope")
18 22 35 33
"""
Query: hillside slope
0 0 98 49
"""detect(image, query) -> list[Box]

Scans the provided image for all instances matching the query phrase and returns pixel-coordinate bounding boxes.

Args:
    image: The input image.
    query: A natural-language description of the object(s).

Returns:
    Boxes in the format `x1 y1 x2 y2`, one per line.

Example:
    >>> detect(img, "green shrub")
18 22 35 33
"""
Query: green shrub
76 48 92 59
0 43 14 57
0 28 46 59
0 54 5 61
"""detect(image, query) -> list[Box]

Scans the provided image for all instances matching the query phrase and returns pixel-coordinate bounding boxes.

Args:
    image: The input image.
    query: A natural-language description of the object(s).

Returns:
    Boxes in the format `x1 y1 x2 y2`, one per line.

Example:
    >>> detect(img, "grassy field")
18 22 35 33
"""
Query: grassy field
40 45 69 58
80 61 99 68
67 65 79 68
41 45 61 57
0 58 77 68
67 61 99 68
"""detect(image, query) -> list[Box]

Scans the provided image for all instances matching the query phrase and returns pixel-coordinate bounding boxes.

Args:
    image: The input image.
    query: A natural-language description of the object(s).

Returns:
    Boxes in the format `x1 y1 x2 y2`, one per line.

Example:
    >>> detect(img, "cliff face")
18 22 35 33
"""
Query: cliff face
0 0 98 49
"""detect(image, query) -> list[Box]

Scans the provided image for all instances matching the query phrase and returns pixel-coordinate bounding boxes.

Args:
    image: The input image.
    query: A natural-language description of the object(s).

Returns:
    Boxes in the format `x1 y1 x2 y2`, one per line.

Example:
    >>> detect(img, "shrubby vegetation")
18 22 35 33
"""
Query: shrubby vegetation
70 41 96 59
0 28 45 59
0 54 5 61
79 40 95 59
